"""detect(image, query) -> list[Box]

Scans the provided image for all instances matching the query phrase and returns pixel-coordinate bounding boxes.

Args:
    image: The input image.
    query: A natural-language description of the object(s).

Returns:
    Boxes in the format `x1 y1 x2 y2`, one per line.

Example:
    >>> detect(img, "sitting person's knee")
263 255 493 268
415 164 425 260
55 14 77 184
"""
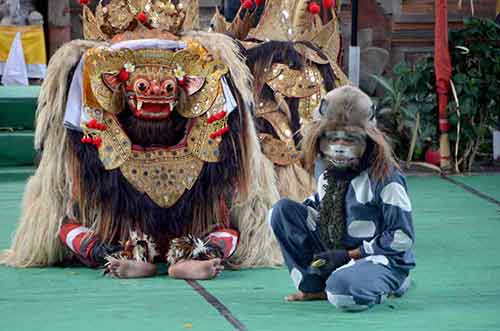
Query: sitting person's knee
325 269 353 296
325 291 370 311
269 198 298 231
325 270 370 311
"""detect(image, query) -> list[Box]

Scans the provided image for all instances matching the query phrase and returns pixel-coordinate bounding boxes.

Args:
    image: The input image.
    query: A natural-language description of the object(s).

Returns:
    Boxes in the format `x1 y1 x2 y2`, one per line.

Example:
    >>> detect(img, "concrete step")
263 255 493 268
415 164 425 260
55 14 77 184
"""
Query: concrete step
0 86 40 130
0 131 36 166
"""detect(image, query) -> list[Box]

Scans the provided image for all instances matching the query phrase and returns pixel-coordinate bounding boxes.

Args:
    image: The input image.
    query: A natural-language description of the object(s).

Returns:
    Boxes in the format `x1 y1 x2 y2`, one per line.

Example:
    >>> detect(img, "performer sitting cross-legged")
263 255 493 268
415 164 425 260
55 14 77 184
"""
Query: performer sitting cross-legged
269 86 415 311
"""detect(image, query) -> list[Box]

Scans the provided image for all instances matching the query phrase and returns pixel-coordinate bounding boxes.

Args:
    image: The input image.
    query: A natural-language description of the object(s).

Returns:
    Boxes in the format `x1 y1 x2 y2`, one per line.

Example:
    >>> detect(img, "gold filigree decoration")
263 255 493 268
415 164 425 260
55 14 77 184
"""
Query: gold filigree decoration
247 0 341 54
298 83 325 124
98 112 132 169
82 0 188 41
265 63 321 99
263 63 326 124
83 6 107 41
120 146 204 208
256 105 294 144
294 44 329 65
331 62 350 87
211 6 258 40
187 95 227 163
256 100 301 166
93 112 225 208
259 133 301 166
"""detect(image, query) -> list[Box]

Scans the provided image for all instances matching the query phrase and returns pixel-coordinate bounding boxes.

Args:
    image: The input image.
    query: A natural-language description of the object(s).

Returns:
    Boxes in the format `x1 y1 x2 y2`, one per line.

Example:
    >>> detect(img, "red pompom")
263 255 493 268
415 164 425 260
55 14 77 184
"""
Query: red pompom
137 11 148 24
308 2 321 15
79 0 90 5
209 126 230 140
322 0 334 9
207 111 228 124
92 136 103 148
87 119 97 129
242 0 253 9
118 68 130 82
177 76 187 88
255 0 264 6
81 136 92 144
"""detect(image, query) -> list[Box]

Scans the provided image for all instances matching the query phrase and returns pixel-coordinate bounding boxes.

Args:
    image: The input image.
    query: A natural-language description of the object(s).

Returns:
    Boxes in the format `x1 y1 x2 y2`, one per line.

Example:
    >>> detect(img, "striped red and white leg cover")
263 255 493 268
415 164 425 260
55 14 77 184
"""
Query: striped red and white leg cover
207 228 239 259
58 221 99 267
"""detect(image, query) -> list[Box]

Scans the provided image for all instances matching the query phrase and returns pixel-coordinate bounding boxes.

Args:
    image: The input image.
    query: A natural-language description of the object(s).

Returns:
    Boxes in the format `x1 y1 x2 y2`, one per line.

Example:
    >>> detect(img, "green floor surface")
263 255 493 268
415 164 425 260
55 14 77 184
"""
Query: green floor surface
449 174 500 201
1 172 500 331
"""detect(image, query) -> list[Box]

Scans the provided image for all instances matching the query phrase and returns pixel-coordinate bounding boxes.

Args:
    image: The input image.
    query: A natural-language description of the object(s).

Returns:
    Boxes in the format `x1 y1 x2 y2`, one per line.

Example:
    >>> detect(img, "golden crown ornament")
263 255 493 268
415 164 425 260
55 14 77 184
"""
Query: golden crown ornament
81 0 199 41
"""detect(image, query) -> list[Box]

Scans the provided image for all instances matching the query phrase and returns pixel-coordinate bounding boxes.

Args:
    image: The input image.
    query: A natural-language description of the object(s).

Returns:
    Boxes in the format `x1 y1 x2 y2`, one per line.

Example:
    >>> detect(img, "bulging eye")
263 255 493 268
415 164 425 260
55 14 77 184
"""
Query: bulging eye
134 79 149 93
162 80 177 93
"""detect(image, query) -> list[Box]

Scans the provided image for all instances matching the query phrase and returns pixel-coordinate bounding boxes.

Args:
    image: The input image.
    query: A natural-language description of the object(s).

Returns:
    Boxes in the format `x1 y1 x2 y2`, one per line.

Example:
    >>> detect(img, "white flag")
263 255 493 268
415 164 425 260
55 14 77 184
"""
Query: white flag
1 32 29 86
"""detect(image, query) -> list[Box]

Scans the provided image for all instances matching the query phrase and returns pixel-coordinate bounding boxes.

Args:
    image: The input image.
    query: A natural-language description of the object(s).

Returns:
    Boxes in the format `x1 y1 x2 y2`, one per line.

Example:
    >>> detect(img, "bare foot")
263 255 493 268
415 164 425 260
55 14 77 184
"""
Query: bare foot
285 291 327 302
168 258 224 280
105 258 157 279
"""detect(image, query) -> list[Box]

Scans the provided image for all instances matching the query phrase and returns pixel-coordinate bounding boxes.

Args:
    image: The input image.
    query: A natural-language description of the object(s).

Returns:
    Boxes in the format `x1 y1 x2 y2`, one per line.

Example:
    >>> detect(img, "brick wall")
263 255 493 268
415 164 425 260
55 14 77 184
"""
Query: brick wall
339 0 497 70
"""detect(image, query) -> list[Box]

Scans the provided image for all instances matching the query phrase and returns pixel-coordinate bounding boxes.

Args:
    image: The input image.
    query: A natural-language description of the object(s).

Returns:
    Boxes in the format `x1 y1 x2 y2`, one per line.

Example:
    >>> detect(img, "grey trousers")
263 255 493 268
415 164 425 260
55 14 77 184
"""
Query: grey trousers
270 199 411 311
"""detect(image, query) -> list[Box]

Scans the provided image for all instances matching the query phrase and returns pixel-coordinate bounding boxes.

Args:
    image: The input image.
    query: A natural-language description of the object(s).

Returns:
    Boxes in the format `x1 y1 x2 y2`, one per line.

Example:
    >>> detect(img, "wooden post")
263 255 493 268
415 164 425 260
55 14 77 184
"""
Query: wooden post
47 0 71 57
348 0 360 86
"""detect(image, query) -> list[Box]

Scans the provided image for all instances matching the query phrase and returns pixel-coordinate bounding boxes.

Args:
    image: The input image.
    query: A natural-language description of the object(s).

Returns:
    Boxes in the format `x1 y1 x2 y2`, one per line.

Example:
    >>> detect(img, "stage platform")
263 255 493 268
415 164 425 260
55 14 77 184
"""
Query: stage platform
1 169 499 331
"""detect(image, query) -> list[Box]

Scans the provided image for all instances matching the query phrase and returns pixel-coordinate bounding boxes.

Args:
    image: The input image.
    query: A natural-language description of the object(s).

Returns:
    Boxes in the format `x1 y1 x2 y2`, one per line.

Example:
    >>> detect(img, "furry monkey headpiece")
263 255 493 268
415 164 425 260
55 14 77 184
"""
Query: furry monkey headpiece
303 86 397 181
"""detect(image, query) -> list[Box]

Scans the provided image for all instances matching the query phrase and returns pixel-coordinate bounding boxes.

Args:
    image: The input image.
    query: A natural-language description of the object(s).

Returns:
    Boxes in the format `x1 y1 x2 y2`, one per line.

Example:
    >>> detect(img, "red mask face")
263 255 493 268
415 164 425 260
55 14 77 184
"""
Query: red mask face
102 66 205 121
124 76 178 120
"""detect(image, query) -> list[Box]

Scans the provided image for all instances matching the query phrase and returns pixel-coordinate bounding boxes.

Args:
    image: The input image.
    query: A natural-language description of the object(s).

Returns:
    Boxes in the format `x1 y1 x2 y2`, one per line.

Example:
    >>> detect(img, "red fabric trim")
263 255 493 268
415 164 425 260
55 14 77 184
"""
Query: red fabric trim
84 239 98 259
72 232 87 254
434 0 452 133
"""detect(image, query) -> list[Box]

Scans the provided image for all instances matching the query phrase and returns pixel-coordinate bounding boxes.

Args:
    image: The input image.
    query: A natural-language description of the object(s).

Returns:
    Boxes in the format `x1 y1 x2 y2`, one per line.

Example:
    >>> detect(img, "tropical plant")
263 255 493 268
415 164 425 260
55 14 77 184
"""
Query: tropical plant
447 17 500 171
374 17 500 172
372 58 438 165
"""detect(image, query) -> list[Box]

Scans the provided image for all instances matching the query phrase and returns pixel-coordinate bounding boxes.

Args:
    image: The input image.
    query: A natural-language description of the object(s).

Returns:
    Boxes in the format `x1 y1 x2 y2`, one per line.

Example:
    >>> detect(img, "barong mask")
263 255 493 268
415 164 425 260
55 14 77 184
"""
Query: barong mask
79 42 233 208
64 0 237 209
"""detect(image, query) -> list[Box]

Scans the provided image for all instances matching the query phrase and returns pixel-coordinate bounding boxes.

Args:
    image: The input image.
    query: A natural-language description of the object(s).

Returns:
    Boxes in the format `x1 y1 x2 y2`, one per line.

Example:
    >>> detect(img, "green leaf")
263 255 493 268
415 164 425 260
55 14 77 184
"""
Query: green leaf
371 75 395 95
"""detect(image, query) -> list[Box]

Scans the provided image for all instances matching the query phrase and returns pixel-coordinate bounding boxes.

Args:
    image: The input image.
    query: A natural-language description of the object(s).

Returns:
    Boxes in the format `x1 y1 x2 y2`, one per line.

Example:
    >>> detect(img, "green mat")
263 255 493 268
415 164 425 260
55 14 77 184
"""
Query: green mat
0 86 39 130
449 174 500 201
1 172 500 331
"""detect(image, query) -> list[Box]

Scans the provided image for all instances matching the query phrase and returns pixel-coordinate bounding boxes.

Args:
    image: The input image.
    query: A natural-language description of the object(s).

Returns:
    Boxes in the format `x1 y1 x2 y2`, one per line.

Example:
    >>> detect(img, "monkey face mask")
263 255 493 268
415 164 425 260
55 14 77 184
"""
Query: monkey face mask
319 129 367 171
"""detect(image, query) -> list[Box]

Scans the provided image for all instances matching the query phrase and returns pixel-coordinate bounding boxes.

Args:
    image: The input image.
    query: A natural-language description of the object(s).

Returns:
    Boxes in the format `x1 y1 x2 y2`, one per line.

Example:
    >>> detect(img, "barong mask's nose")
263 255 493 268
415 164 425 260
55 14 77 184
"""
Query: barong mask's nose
319 130 367 170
